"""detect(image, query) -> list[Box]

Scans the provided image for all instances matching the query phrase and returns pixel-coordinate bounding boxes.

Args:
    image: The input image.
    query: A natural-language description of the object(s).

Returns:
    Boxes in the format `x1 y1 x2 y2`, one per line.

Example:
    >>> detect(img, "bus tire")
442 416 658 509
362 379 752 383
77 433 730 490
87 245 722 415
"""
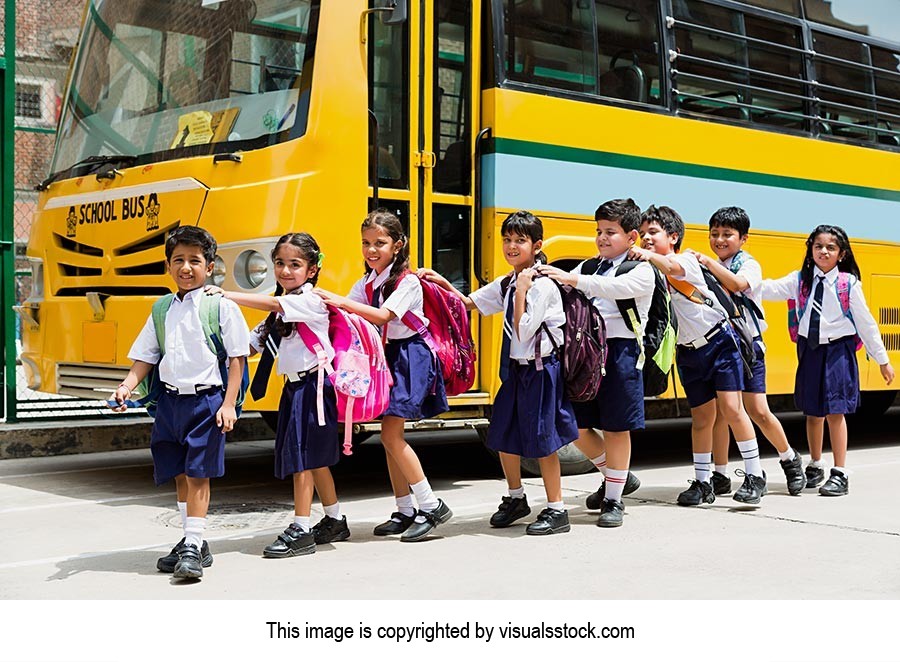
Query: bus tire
478 417 594 476
260 410 279 433
856 390 897 418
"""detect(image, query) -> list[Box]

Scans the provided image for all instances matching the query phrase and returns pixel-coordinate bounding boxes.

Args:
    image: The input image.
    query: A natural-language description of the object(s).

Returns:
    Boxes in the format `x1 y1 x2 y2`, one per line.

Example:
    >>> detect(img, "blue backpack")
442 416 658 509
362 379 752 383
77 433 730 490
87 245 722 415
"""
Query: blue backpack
134 293 249 418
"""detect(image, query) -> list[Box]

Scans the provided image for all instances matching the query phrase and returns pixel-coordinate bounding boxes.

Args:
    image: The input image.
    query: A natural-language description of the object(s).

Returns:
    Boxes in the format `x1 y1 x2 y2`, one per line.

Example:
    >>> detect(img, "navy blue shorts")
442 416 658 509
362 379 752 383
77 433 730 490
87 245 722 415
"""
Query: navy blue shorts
742 340 767 394
795 335 860 417
384 336 449 420
274 372 340 479
150 389 226 486
572 337 645 432
488 354 579 459
676 324 745 409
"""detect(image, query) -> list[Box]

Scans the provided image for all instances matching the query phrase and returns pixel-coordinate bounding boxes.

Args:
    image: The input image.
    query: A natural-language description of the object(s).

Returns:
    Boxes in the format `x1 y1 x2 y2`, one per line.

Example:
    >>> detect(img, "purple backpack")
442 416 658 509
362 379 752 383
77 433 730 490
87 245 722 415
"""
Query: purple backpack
502 274 608 402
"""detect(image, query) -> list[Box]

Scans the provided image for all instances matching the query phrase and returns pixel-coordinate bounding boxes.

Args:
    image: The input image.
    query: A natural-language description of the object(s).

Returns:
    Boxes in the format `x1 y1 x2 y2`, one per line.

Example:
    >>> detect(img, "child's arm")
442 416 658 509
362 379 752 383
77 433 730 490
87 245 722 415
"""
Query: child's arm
848 281 893 383
417 268 478 310
684 249 749 293
216 355 245 432
315 288 395 326
206 286 284 313
538 262 654 299
109 360 154 411
759 272 798 301
513 269 532 340
629 246 685 277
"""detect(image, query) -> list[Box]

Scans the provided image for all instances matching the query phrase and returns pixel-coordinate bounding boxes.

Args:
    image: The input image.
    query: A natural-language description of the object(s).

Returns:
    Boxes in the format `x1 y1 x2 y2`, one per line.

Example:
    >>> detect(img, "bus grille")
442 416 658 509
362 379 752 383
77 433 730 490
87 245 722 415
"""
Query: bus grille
57 363 131 400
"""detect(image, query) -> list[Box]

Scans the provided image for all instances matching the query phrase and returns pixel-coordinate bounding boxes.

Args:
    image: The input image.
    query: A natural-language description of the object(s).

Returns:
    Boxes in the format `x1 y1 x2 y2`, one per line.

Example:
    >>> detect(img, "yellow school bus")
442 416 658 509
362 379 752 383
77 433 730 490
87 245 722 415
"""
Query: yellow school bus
20 0 900 469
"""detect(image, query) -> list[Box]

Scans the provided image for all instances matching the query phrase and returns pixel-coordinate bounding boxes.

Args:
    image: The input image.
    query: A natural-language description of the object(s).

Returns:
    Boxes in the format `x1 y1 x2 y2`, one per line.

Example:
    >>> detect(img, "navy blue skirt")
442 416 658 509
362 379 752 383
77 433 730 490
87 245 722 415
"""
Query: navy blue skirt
150 390 226 486
572 337 645 432
795 335 860 417
487 354 579 459
384 336 449 420
274 372 340 479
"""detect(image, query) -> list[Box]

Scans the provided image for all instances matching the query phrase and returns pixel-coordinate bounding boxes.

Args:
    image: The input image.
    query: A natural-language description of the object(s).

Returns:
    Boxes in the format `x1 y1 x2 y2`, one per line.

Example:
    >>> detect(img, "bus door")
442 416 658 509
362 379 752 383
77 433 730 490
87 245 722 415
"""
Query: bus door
369 1 483 397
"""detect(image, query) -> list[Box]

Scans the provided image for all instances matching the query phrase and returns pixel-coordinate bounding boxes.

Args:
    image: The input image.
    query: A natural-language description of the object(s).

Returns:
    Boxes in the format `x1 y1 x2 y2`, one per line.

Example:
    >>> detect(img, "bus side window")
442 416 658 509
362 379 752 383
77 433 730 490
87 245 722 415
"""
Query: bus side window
595 0 662 106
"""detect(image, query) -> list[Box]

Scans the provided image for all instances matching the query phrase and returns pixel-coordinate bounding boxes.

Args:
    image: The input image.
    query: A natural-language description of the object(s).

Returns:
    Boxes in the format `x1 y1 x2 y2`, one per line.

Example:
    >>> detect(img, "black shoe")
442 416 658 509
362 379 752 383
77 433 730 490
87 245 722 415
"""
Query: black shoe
585 471 641 510
373 512 415 536
710 471 732 495
733 470 767 504
312 515 351 544
818 468 849 496
172 544 204 579
401 500 453 542
157 538 213 574
525 508 570 535
780 453 805 496
805 463 825 488
263 524 316 558
489 495 531 528
596 499 625 528
677 479 715 506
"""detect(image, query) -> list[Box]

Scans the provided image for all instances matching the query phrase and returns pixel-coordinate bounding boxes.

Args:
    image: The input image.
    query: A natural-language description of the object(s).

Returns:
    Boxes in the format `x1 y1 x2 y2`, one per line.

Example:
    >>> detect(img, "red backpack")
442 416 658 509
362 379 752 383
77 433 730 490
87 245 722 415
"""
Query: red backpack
398 273 477 396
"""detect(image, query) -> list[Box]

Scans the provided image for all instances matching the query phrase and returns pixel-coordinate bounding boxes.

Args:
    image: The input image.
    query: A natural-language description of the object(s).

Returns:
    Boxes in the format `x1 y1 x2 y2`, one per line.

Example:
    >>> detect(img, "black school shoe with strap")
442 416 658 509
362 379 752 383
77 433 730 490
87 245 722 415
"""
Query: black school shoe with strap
733 470 767 504
312 515 351 544
710 471 732 496
584 471 641 510
263 524 316 558
525 508 570 535
489 495 531 528
677 479 715 506
818 468 849 496
400 500 453 542
373 511 415 536
805 463 826 488
596 499 625 528
780 453 805 496
157 538 212 573
173 544 205 580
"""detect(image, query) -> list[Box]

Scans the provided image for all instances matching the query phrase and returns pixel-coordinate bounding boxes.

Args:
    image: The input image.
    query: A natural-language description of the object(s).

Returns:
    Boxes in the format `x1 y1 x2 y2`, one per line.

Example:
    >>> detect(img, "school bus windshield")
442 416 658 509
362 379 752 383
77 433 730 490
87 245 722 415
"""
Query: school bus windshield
51 0 320 178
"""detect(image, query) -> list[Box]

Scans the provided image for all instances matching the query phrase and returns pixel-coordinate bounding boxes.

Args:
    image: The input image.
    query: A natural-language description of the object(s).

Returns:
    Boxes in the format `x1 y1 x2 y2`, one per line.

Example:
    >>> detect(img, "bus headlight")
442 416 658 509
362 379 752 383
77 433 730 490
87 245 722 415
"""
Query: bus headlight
211 256 226 286
28 258 44 299
236 250 268 289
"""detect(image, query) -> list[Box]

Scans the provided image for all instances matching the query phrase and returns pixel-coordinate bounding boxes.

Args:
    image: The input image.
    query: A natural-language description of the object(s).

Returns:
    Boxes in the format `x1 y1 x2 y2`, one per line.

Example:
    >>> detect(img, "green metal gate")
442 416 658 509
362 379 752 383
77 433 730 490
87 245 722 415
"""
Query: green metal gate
1 0 16 422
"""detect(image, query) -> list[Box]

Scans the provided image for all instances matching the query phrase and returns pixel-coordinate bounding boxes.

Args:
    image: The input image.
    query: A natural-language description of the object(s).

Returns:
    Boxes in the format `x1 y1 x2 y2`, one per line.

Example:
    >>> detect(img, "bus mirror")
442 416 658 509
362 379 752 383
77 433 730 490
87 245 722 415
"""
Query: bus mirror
379 0 407 25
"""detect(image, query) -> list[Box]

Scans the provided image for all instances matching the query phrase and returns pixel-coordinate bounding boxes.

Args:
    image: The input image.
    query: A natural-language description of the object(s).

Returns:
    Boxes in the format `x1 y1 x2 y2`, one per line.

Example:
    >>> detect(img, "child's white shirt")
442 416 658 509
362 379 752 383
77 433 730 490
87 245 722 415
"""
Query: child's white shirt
762 267 889 364
570 252 654 340
721 253 767 335
667 252 728 346
348 266 427 340
469 274 565 359
128 288 250 390
249 283 334 374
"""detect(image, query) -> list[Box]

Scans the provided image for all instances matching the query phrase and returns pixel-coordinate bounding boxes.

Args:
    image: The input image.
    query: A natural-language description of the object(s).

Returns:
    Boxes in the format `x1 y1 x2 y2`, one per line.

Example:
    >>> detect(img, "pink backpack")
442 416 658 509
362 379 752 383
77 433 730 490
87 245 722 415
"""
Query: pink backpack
398 273 477 397
298 305 393 456
787 272 863 351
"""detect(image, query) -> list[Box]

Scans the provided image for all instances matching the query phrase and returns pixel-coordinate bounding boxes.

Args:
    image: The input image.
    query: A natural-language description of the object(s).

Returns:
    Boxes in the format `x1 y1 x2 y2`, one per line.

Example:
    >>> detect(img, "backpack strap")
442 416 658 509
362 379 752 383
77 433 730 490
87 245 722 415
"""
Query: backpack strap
580 257 602 275
666 275 715 307
297 318 335 427
612 260 646 369
151 294 176 357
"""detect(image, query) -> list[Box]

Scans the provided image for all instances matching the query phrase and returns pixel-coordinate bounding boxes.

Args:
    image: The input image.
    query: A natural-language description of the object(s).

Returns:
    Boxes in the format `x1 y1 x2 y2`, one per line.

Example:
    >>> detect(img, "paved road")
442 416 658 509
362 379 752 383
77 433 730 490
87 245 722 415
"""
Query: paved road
1 409 899 599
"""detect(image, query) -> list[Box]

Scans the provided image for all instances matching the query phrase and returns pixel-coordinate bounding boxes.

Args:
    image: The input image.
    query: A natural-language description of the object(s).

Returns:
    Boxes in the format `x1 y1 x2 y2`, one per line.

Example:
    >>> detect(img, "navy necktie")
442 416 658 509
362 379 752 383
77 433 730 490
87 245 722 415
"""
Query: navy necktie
249 317 282 400
499 281 516 382
596 259 614 275
807 276 825 349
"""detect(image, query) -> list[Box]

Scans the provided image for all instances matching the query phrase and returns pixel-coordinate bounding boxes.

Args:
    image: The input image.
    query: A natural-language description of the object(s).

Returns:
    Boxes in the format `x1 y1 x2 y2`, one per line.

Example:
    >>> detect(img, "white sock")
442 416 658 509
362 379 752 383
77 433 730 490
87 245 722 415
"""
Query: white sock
591 453 607 476
714 464 728 475
293 515 311 532
509 486 525 499
396 494 416 518
410 478 439 513
177 501 188 531
547 500 565 512
736 438 763 477
778 447 796 462
184 516 206 549
605 469 628 502
833 466 847 476
323 502 342 520
693 453 712 483
810 458 824 468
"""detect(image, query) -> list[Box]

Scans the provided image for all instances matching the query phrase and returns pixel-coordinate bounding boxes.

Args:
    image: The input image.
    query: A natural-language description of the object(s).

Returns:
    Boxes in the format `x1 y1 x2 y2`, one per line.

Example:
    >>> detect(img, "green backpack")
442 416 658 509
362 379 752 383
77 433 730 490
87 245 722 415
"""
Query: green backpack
134 293 249 417
580 258 677 397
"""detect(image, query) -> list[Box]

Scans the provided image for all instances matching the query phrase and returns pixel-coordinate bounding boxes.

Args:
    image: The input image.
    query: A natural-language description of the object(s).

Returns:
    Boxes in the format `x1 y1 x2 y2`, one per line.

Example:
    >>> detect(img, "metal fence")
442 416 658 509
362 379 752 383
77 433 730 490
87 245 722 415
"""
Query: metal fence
1 0 120 422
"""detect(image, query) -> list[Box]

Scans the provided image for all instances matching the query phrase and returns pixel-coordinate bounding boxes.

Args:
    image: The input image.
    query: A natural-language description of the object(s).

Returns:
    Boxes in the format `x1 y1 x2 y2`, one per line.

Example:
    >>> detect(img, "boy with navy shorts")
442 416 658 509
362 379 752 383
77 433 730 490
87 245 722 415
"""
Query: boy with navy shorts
686 207 805 496
538 198 651 527
630 206 767 506
111 226 249 580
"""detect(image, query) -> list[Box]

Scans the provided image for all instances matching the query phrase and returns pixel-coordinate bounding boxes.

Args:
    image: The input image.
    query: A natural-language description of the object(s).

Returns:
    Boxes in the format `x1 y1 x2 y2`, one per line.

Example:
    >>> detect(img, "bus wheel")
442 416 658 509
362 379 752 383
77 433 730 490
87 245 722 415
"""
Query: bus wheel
260 410 279 433
520 443 594 477
857 390 897 417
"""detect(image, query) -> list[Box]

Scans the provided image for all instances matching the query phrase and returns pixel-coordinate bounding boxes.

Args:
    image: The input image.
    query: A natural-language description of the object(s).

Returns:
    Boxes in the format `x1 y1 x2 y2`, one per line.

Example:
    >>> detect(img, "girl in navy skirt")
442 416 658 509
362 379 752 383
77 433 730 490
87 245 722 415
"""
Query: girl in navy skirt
762 225 894 496
317 209 451 543
421 210 578 535
213 233 347 556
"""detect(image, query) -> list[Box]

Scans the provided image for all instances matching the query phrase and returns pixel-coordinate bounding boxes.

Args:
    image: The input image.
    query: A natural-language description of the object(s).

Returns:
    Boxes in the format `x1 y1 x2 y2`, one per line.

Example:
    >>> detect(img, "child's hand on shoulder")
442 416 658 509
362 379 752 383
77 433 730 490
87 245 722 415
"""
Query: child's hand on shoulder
204 285 225 296
683 248 708 266
417 268 449 289
881 362 895 386
536 264 576 286
314 287 346 309
518 267 537 290
216 402 237 432
628 246 653 261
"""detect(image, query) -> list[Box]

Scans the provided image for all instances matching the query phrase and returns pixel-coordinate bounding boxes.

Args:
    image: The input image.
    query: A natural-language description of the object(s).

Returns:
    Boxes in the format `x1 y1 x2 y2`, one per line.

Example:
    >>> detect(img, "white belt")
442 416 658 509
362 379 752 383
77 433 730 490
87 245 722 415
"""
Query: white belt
286 367 319 382
680 322 725 350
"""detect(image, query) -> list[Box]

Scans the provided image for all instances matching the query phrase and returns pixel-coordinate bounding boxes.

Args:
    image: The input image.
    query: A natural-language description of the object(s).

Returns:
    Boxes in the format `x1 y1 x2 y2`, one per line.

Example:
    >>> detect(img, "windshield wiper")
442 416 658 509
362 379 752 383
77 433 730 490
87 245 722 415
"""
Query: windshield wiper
35 154 138 191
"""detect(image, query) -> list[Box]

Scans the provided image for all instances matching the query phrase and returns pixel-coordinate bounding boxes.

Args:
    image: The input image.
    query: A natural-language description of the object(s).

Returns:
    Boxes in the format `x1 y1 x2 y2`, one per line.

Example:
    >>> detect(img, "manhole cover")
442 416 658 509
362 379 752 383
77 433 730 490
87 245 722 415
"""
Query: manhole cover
157 501 293 531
